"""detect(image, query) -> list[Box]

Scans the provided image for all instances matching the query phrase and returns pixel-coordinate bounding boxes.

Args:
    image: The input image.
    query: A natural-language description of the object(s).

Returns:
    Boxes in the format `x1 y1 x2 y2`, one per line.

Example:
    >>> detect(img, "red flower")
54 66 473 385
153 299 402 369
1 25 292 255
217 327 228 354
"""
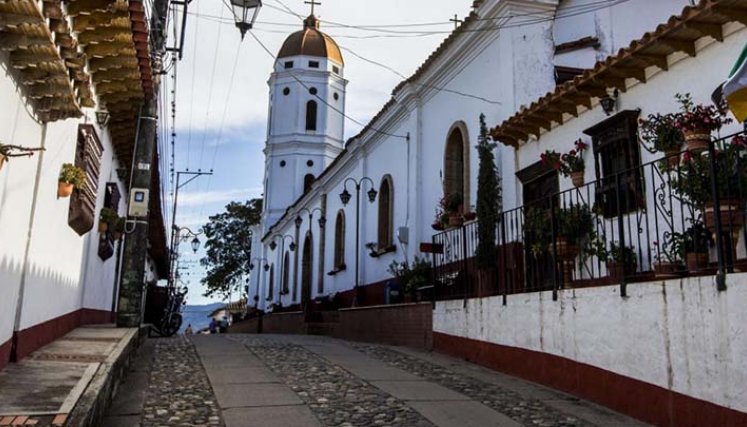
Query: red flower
682 151 692 162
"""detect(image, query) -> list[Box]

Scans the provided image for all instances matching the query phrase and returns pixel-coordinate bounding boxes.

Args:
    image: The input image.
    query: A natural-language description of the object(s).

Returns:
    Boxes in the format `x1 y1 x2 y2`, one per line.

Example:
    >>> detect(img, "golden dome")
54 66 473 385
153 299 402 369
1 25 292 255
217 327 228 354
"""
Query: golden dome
277 15 344 65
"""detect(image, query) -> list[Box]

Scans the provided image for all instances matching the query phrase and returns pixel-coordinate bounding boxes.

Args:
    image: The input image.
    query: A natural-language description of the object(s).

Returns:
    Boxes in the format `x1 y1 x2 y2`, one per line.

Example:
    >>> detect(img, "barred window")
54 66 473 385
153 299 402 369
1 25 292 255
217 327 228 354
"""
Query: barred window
377 175 393 249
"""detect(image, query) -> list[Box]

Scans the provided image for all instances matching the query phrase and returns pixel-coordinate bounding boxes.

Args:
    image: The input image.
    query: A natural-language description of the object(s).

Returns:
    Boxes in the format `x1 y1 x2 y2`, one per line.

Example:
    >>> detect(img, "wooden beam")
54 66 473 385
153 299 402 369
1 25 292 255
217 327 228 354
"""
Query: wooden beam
590 75 626 93
632 53 668 71
89 56 138 71
73 12 128 31
28 81 72 98
523 116 552 131
91 68 140 82
576 84 608 98
0 13 43 28
95 81 131 94
36 96 77 111
66 0 118 16
536 109 563 125
0 33 50 50
713 6 747 26
659 37 696 57
685 21 723 42
43 1 64 19
552 99 578 117
610 66 647 83
77 27 130 43
10 50 61 68
85 43 136 57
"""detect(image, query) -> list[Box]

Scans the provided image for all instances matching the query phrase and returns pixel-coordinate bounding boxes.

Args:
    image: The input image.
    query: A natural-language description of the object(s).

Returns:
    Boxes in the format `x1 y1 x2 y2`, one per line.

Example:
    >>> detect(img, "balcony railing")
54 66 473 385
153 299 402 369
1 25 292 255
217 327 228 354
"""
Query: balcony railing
431 131 747 302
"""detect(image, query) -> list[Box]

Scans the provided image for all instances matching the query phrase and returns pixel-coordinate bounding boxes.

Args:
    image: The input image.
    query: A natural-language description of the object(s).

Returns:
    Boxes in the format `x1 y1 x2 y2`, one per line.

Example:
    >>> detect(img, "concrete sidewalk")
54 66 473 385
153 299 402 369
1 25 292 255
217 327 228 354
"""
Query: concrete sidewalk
0 325 140 427
192 335 321 427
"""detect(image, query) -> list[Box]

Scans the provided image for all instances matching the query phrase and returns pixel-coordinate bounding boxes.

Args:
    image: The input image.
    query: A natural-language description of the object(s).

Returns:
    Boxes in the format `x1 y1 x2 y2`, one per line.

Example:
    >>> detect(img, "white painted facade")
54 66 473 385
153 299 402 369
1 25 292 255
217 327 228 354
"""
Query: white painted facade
433 274 747 413
249 0 700 311
0 52 127 350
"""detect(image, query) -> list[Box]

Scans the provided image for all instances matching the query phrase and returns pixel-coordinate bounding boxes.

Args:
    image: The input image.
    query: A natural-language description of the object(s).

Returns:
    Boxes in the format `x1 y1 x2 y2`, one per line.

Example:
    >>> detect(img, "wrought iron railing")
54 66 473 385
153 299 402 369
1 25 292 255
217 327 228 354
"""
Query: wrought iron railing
431 131 747 302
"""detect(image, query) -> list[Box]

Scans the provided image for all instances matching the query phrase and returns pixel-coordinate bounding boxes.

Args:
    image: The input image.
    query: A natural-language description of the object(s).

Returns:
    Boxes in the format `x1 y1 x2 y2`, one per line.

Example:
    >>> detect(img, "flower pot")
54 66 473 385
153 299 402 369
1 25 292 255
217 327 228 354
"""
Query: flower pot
98 222 108 233
685 252 708 273
554 237 579 260
654 261 684 278
448 213 464 227
570 171 584 188
704 199 744 232
683 128 711 153
606 261 635 281
57 181 74 198
431 222 445 231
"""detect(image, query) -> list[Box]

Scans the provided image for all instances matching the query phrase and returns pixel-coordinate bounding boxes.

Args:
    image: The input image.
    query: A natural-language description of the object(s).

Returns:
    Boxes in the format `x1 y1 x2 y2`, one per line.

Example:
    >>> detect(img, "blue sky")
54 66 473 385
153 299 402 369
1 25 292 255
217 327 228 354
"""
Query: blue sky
167 0 476 305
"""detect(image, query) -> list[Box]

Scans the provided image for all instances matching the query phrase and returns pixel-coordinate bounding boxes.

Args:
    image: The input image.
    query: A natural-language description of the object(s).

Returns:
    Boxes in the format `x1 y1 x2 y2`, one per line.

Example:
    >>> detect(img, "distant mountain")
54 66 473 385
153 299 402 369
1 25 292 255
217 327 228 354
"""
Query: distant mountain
180 302 225 333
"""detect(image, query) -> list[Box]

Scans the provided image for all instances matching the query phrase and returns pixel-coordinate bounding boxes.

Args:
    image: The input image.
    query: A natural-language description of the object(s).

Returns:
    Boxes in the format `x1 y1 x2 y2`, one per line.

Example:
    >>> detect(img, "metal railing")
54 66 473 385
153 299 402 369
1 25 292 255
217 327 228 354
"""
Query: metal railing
431 131 747 302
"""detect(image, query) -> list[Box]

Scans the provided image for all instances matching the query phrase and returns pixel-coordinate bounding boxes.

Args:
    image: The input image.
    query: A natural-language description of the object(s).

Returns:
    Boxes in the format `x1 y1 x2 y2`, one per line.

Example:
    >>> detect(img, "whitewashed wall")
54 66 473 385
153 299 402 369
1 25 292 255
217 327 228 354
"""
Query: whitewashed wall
0 53 125 344
434 274 747 412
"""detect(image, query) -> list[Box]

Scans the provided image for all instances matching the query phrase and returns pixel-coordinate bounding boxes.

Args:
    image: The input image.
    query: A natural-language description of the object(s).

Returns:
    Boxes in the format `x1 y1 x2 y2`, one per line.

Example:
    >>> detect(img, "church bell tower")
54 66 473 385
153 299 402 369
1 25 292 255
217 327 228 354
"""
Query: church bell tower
262 13 347 228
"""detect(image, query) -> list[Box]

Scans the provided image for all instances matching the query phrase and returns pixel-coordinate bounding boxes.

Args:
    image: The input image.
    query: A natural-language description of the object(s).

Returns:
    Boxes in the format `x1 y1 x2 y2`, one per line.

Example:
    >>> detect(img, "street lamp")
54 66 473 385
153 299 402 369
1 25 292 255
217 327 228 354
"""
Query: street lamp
95 110 109 126
296 207 326 231
230 0 262 39
170 226 203 286
339 177 377 306
190 236 200 253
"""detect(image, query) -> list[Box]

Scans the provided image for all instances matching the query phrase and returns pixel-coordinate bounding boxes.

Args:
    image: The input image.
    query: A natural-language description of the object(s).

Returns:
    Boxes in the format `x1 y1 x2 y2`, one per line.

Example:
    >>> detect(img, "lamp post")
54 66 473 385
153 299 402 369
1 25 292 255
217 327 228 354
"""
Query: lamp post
249 257 269 307
171 226 203 287
269 234 295 305
294 208 325 302
339 177 377 306
169 170 212 288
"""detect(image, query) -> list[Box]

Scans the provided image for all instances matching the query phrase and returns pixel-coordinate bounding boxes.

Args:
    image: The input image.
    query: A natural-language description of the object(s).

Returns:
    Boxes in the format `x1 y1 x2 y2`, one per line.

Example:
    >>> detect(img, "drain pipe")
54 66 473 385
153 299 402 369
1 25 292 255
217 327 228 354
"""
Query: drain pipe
11 122 47 361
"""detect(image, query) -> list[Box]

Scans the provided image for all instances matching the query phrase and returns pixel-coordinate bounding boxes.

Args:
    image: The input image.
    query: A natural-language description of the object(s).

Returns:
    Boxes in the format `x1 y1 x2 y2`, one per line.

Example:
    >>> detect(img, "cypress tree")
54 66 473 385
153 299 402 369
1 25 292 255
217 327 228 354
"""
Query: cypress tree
475 113 501 269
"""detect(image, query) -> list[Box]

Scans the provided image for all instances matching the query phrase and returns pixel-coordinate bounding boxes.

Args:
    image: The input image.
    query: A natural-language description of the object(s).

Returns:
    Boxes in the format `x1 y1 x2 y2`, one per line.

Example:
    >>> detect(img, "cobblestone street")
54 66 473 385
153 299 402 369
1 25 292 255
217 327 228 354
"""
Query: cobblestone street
103 334 645 427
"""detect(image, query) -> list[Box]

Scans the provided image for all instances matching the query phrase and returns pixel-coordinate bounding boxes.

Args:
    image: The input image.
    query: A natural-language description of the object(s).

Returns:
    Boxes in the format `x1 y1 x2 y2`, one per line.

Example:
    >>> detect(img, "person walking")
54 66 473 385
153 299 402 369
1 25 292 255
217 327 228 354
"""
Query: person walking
209 318 218 334
184 324 193 335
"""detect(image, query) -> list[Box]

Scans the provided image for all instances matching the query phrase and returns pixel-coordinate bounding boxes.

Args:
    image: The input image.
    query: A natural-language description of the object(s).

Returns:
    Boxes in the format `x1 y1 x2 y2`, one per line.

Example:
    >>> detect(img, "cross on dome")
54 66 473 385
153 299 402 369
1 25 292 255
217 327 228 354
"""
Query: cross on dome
304 0 321 15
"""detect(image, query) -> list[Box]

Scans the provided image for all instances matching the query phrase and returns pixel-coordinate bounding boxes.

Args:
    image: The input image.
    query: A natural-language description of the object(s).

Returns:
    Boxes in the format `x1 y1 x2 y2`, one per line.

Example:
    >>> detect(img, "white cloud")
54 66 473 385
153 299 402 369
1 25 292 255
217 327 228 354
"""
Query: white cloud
178 187 263 207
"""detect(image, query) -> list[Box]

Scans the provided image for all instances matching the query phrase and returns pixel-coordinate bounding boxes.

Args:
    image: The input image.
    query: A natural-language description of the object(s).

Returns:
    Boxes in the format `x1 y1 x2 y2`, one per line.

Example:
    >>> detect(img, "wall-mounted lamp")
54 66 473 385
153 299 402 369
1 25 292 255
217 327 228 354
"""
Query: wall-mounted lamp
95 110 110 126
600 89 619 116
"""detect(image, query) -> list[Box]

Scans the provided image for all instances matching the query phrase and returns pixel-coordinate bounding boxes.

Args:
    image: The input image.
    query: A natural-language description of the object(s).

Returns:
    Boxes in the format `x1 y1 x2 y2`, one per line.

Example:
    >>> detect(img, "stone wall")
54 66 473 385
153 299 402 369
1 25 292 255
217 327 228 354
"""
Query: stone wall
334 303 432 350
261 312 305 335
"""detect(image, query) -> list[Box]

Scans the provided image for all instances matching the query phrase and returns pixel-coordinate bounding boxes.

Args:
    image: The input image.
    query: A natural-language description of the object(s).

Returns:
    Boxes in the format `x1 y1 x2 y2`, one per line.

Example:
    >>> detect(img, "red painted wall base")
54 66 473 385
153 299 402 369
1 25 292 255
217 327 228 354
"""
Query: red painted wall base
6 308 113 367
433 332 747 427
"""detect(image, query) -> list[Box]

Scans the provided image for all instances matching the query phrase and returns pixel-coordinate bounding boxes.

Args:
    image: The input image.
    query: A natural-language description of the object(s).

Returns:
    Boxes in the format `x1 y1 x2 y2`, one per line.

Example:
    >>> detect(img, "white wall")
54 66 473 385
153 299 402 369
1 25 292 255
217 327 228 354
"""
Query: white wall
434 274 747 412
0 52 125 343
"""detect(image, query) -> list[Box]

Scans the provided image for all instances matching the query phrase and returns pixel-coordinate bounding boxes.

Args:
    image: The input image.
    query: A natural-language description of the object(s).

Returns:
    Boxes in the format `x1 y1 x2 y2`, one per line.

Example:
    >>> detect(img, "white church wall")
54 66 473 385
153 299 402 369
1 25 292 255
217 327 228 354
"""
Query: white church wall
433 273 747 413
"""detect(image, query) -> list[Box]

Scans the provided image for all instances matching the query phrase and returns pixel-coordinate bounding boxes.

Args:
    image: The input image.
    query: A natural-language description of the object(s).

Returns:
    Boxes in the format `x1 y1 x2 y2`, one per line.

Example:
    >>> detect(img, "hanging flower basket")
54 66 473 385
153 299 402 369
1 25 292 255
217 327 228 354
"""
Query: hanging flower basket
683 128 711 153
570 171 584 188
57 182 74 198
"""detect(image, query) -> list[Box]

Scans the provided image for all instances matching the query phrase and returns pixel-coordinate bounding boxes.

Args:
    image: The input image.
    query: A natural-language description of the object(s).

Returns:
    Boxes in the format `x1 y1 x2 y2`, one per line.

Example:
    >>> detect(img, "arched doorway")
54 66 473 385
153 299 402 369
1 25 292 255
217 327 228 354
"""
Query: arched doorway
444 123 470 211
301 232 313 315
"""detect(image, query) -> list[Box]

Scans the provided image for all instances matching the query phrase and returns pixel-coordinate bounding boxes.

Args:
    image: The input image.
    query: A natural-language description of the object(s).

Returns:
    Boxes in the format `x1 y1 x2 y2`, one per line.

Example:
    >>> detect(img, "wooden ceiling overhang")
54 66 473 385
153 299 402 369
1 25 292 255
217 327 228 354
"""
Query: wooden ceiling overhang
0 0 153 165
491 0 747 147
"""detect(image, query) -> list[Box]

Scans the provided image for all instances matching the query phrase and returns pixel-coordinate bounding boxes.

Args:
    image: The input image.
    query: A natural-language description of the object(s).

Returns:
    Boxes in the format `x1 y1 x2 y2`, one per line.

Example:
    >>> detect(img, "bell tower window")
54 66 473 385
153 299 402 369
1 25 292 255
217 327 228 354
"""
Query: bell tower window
306 100 318 131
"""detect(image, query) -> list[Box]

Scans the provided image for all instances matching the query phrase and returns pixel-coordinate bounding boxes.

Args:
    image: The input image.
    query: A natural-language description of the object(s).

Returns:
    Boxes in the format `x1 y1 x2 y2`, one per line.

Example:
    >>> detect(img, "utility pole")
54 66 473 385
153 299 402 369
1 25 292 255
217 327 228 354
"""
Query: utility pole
116 100 158 327
169 170 212 287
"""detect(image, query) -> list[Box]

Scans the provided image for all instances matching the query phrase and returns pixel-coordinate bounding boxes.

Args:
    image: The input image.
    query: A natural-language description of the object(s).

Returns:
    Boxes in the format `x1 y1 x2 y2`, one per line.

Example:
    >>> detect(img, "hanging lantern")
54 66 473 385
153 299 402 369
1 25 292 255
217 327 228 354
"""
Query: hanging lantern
230 0 262 39
339 189 352 205
190 236 201 253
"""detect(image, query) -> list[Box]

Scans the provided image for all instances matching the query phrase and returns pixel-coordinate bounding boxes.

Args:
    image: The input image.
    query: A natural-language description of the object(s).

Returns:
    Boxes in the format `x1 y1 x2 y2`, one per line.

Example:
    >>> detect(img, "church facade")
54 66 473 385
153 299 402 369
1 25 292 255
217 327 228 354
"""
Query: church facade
249 0 729 311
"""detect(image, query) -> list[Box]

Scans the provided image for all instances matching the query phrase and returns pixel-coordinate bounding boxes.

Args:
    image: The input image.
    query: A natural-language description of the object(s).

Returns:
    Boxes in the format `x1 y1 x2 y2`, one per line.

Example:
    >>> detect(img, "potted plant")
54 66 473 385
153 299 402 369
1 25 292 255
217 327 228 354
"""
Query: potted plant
652 234 685 278
463 211 477 221
112 217 126 240
541 139 588 187
523 207 551 258
387 256 431 302
58 163 86 198
98 207 119 233
674 93 732 153
600 242 637 281
639 112 684 168
441 192 464 227
556 203 594 259
671 136 747 234
671 221 711 272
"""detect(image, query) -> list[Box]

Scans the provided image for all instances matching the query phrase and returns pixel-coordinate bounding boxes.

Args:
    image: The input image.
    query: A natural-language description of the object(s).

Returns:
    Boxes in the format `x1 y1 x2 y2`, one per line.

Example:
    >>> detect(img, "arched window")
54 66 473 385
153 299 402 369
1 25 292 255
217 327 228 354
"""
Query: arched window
282 251 290 294
444 124 470 212
268 264 275 300
334 210 345 268
377 176 393 249
306 100 318 131
304 174 314 193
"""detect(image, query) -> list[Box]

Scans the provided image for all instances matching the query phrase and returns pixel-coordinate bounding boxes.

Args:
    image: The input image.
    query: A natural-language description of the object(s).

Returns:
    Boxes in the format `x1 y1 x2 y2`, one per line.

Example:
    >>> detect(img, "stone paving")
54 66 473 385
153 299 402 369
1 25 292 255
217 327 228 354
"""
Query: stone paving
351 343 590 427
140 337 224 427
233 335 433 427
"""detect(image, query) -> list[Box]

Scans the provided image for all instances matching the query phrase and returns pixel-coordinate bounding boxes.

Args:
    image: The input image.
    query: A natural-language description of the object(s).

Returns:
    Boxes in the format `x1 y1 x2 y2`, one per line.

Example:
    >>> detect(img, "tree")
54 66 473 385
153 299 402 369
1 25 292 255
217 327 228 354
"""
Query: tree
200 198 262 299
475 113 501 269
